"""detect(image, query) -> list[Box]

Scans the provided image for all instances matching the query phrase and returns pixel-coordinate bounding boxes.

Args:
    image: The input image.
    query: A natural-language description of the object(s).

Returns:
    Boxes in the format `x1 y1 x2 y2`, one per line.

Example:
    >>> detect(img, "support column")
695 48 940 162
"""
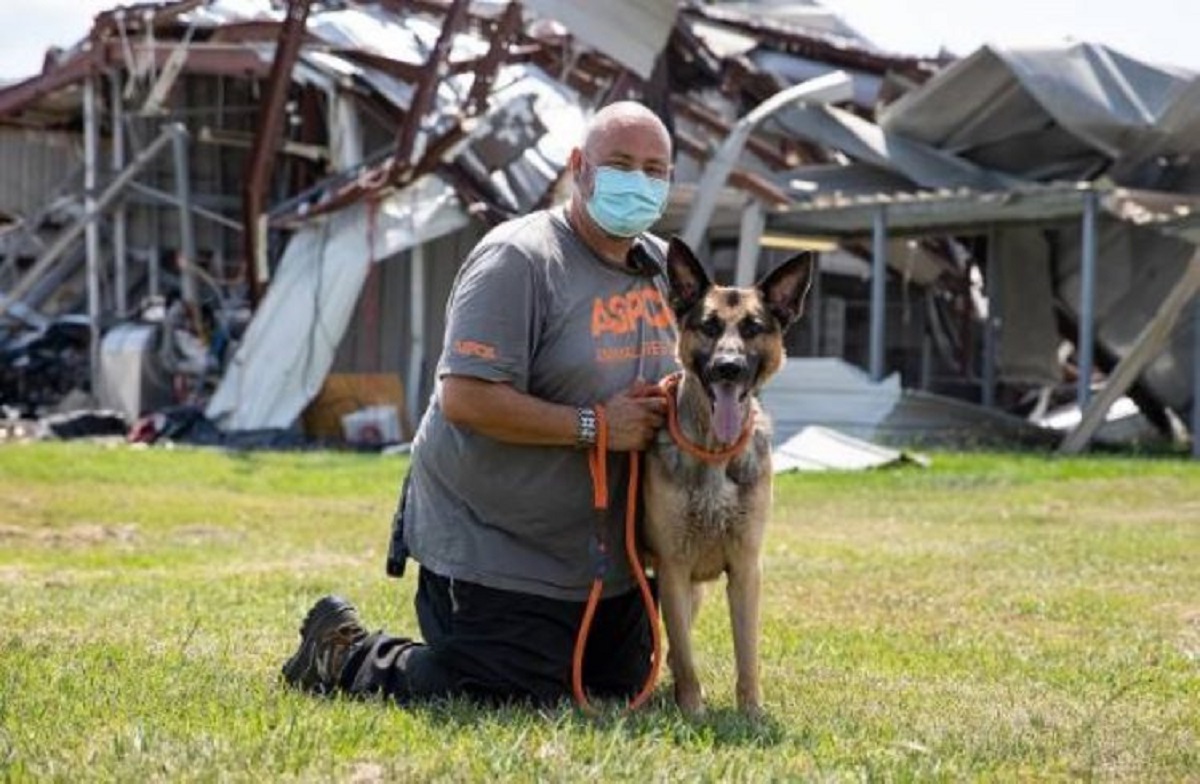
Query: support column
1193 292 1200 459
982 229 999 407
1078 189 1099 408
733 199 764 287
110 72 128 317
83 77 102 396
809 253 823 356
171 126 199 309
920 290 934 390
869 205 888 382
406 243 427 438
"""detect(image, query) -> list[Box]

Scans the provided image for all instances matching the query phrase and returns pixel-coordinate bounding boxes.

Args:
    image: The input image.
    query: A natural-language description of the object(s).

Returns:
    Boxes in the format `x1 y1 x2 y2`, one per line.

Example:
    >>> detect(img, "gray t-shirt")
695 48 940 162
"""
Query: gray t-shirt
403 207 679 600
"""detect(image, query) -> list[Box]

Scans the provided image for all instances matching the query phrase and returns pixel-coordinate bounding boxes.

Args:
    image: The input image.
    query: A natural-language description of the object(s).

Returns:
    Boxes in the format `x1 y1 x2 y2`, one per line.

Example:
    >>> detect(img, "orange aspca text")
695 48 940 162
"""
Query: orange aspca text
591 287 673 337
453 339 497 360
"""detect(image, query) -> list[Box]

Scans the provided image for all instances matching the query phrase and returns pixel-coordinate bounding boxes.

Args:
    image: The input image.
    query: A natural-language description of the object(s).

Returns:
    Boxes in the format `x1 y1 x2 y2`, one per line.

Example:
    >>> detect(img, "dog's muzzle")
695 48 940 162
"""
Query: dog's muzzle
703 354 752 445
710 354 750 384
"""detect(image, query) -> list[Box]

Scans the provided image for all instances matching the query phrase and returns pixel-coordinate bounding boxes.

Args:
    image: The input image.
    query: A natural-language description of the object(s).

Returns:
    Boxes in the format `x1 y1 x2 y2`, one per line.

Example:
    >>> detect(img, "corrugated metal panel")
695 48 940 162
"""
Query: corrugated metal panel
419 221 487 407
761 357 901 442
879 43 1200 175
116 75 251 265
706 1 877 48
0 129 79 217
523 0 677 79
762 357 1057 448
769 183 1200 238
333 247 412 375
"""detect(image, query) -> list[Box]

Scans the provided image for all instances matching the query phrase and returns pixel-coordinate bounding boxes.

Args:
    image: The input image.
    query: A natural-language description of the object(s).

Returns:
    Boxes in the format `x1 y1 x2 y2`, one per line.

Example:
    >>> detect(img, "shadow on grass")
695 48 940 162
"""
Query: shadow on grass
394 689 787 749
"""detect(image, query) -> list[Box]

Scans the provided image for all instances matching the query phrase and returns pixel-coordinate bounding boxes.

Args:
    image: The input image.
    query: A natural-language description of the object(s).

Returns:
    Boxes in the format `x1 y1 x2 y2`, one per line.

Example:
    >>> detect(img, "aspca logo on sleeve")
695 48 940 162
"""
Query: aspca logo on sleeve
591 287 673 337
452 339 497 360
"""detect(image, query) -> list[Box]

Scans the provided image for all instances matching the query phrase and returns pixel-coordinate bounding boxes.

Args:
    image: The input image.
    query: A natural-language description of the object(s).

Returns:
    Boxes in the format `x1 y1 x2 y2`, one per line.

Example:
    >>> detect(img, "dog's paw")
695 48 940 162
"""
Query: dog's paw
674 683 706 718
738 700 766 723
736 681 762 721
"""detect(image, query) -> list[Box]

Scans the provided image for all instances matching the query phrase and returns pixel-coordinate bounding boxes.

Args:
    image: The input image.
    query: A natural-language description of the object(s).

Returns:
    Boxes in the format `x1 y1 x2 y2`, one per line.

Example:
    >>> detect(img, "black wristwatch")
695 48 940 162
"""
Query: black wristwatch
576 407 598 449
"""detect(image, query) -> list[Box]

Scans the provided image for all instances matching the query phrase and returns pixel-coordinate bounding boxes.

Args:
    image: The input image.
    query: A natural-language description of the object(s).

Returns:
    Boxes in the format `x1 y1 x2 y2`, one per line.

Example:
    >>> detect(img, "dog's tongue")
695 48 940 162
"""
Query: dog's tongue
711 384 744 445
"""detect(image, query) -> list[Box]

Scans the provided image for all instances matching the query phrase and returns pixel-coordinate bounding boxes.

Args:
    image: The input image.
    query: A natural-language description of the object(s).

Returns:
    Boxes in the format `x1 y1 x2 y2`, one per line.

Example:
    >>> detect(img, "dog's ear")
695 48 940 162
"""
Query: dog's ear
757 252 814 329
666 236 712 318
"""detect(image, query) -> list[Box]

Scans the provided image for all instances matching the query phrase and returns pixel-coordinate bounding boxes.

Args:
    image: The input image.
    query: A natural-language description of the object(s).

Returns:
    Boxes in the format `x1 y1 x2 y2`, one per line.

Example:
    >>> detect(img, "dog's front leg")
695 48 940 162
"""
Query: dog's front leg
726 555 763 718
658 560 704 717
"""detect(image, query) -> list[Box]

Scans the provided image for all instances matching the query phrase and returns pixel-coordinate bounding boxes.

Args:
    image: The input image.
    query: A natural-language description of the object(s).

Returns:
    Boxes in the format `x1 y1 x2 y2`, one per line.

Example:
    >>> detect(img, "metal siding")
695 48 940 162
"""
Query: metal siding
118 75 251 266
329 218 488 405
332 250 411 375
522 0 676 79
417 221 487 408
0 129 80 218
378 252 411 373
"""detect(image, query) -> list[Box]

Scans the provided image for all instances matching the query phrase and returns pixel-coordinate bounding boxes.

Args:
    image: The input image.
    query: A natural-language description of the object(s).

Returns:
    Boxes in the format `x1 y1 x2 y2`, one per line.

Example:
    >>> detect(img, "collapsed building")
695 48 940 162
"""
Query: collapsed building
0 0 1197 456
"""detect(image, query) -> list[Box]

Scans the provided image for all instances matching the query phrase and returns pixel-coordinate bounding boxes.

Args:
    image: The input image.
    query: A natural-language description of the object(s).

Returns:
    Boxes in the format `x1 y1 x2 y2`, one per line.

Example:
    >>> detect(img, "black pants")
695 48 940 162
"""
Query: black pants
339 567 655 706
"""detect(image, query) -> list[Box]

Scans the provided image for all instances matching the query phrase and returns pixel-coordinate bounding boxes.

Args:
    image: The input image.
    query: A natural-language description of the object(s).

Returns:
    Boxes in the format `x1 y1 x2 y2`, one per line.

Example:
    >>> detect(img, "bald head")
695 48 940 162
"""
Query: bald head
583 101 671 159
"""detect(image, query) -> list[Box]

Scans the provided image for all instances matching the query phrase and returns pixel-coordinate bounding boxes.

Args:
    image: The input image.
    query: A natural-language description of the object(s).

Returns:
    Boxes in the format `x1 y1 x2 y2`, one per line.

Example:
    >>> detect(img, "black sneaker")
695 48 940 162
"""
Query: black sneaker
281 595 369 694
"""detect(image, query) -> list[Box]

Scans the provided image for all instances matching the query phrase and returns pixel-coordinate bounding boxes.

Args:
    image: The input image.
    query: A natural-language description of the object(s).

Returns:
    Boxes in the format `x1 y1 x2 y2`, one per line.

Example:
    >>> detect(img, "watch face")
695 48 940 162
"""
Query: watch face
577 407 598 446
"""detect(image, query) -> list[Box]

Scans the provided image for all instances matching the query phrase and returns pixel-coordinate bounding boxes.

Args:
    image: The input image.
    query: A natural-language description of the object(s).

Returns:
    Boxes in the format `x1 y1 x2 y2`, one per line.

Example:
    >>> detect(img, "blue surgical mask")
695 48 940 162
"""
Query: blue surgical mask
585 165 670 238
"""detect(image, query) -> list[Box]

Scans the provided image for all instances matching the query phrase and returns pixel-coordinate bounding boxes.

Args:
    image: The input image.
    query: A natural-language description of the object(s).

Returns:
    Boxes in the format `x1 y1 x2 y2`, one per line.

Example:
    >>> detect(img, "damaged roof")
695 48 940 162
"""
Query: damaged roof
2 0 1197 446
752 41 1200 236
880 43 1200 183
0 0 941 251
769 181 1200 237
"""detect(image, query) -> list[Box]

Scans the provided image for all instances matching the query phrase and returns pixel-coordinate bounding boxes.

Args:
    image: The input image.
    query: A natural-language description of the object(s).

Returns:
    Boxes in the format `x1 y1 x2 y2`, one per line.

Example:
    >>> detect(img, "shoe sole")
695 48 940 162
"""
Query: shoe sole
280 594 357 692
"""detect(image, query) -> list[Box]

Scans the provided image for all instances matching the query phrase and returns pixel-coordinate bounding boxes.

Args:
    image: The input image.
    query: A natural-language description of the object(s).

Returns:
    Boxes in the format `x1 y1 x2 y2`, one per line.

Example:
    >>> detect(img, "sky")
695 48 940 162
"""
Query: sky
823 0 1199 71
1 0 1198 82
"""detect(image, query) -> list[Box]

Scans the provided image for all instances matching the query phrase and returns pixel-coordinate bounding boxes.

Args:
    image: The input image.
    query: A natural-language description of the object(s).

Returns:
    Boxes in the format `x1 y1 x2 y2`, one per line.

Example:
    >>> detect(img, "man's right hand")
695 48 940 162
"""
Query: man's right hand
440 375 667 451
602 381 667 451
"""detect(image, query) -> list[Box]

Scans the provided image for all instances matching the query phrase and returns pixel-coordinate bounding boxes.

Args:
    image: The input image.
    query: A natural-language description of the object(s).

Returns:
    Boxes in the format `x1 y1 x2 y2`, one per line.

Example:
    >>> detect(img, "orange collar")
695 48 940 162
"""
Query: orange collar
660 372 755 464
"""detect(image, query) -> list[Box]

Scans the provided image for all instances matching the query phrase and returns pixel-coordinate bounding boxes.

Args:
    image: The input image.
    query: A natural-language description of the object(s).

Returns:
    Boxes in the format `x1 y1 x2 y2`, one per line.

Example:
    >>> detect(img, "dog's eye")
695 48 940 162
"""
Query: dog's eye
739 319 765 338
700 317 723 338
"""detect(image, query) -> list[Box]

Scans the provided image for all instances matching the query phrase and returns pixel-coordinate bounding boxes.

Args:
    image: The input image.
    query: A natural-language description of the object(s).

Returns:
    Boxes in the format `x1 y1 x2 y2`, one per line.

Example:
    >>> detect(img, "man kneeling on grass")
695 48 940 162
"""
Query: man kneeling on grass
281 101 676 705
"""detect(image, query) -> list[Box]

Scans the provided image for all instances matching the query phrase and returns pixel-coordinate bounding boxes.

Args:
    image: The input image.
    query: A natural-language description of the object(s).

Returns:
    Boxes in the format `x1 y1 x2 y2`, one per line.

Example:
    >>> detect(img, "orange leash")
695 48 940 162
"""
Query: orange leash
572 404 664 714
572 374 756 713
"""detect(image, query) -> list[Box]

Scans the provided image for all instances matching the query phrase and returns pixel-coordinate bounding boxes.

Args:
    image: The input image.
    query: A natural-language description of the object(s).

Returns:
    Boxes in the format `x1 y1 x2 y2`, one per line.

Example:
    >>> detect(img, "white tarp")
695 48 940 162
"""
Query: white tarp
205 176 466 431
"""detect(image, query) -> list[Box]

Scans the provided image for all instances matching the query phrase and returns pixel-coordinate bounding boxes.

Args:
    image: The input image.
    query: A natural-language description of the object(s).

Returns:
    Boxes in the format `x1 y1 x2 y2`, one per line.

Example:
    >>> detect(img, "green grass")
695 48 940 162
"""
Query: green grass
1 442 1197 781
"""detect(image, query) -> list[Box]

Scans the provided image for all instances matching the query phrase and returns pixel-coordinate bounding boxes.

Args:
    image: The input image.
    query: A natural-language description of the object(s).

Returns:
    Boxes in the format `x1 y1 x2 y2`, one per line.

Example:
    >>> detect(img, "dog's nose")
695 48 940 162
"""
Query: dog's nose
712 356 747 382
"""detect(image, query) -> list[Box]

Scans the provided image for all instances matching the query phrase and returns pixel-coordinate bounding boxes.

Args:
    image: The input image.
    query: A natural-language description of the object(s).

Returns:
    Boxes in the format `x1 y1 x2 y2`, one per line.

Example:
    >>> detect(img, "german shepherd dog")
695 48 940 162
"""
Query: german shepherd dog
643 237 812 718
